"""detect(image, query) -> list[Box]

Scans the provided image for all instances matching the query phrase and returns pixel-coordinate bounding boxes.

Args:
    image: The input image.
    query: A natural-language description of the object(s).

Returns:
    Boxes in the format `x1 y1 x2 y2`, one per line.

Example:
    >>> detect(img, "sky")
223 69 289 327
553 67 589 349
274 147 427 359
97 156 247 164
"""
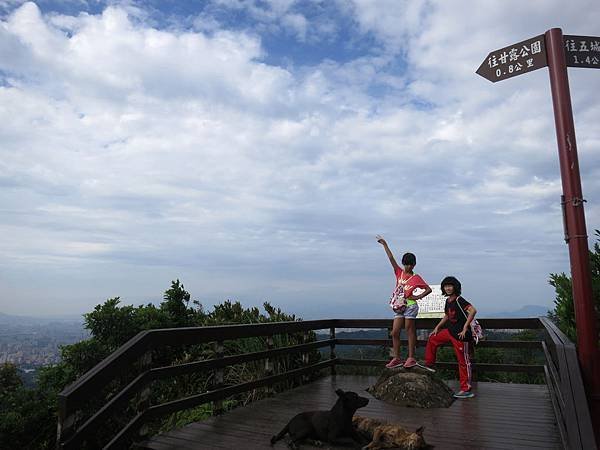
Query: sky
1 0 599 319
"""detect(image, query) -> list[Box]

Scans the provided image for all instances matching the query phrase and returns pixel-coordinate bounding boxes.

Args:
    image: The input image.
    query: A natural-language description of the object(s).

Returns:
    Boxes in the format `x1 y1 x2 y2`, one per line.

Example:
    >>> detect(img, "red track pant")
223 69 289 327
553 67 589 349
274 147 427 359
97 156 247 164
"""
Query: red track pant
425 328 473 392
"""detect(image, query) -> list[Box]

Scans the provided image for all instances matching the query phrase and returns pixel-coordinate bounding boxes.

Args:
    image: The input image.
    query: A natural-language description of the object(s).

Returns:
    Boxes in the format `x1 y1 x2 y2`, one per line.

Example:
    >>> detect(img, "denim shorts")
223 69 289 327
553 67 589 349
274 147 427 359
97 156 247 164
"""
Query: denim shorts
393 303 419 319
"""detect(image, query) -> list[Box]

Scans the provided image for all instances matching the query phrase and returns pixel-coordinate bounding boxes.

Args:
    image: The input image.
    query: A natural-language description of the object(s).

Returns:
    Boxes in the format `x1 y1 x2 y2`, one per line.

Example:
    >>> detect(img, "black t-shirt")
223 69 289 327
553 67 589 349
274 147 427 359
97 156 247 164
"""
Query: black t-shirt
444 296 473 341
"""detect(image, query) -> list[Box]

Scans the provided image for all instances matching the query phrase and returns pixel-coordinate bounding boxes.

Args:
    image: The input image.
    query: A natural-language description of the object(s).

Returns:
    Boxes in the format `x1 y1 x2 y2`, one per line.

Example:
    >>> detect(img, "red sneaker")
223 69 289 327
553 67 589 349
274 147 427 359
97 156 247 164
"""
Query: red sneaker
385 358 404 369
403 357 417 368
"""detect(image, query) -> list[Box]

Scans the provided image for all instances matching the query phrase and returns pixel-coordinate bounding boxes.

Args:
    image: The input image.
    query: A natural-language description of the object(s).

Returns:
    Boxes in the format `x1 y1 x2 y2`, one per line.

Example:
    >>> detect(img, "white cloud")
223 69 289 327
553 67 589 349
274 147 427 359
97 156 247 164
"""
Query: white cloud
0 1 598 317
281 12 307 41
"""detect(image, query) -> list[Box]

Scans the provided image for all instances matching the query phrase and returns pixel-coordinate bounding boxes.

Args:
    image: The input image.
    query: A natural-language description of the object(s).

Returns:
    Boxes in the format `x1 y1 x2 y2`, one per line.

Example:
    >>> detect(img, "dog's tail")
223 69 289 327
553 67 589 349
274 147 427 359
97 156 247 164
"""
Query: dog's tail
270 422 289 446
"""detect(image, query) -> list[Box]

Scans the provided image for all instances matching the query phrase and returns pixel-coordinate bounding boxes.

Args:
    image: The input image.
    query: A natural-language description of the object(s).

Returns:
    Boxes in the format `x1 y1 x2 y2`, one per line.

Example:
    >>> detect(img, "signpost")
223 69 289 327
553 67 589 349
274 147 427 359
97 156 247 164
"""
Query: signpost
476 34 547 82
478 28 600 442
564 35 600 68
477 33 600 82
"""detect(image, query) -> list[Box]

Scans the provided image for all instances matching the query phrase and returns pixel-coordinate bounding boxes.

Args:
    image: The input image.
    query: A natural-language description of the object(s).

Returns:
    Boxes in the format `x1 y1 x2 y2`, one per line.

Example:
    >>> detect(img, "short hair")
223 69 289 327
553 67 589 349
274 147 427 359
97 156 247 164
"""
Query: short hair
441 276 461 296
401 252 416 266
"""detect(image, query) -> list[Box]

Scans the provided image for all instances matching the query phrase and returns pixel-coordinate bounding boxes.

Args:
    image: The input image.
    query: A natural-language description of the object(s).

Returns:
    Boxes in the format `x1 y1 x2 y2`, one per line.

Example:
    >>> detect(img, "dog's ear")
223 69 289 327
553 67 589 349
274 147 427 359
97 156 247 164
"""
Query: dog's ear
335 388 345 396
415 426 424 436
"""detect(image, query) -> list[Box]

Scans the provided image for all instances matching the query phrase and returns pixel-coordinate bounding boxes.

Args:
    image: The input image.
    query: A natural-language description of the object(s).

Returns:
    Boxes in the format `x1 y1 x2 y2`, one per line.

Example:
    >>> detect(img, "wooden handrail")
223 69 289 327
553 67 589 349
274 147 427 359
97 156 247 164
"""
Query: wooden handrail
56 316 565 449
539 317 597 450
336 359 545 373
59 319 333 411
330 317 542 329
57 318 541 411
335 338 542 349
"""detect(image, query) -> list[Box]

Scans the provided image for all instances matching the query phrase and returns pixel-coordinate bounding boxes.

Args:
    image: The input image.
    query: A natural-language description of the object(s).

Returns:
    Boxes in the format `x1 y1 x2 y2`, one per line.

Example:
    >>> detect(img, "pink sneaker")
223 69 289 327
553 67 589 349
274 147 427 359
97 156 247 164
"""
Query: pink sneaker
385 358 404 369
403 357 417 368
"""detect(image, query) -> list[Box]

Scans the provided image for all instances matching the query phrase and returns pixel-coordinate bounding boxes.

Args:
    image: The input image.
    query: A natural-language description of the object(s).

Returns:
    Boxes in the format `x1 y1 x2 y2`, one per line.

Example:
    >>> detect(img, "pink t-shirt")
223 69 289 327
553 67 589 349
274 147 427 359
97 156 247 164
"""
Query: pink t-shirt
393 267 429 304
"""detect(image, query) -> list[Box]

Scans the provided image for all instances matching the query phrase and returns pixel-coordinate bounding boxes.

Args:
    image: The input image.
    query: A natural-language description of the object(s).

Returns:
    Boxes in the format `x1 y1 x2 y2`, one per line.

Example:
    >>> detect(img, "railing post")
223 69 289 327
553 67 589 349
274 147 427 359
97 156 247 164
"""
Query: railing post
56 399 79 449
213 341 224 415
302 331 309 383
330 327 336 376
264 335 275 396
470 344 477 384
136 350 153 441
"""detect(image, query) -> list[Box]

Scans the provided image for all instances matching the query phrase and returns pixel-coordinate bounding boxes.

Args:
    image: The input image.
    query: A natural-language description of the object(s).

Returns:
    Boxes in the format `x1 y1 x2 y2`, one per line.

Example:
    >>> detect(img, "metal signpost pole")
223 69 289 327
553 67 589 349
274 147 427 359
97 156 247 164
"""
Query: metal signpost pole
545 27 600 438
478 28 600 439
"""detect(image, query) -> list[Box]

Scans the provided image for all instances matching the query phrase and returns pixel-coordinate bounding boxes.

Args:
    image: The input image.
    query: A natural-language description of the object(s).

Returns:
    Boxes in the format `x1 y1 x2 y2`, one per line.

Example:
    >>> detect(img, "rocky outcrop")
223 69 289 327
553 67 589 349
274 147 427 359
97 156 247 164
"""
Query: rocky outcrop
367 368 454 408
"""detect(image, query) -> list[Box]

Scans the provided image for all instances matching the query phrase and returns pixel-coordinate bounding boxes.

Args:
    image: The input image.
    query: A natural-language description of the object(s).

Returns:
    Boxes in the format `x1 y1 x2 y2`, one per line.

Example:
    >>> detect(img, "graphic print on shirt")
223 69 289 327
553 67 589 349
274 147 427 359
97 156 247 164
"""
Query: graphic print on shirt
445 297 473 341
389 269 429 312
447 306 457 323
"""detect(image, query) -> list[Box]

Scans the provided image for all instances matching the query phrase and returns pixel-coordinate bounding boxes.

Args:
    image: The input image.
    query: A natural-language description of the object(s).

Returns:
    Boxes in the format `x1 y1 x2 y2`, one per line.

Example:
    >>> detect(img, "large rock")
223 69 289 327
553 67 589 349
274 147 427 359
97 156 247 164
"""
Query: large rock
367 368 454 408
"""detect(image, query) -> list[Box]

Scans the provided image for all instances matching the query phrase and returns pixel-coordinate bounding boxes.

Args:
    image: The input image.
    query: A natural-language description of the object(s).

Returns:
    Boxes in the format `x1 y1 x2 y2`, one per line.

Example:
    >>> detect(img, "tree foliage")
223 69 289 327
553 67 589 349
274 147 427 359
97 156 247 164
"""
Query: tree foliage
0 363 59 449
0 363 22 398
548 229 600 344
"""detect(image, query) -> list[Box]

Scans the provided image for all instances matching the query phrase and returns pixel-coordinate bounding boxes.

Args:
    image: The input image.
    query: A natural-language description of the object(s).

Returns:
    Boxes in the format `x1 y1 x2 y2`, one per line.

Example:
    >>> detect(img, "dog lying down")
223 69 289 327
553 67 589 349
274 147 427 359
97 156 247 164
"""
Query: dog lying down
271 389 369 449
352 416 433 450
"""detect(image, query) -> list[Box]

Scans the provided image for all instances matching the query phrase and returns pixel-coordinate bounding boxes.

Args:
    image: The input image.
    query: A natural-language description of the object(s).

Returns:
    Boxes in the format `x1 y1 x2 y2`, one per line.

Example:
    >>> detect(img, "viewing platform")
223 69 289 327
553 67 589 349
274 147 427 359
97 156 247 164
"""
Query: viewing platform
56 317 597 449
138 375 561 449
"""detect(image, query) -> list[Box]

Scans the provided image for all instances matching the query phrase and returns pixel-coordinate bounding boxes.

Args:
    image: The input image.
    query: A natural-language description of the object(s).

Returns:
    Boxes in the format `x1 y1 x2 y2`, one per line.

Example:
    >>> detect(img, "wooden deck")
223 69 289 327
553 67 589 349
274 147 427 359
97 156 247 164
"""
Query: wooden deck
137 375 562 450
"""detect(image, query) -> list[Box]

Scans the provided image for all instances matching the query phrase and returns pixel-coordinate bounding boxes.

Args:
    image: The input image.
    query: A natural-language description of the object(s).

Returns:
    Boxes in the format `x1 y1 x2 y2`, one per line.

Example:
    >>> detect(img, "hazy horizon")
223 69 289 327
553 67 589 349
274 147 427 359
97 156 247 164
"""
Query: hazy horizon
0 299 552 321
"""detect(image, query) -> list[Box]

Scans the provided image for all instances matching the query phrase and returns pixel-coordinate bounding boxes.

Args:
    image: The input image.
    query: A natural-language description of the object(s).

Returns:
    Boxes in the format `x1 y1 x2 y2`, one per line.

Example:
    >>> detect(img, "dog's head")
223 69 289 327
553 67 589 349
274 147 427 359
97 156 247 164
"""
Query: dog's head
375 425 431 450
401 426 431 450
335 389 369 412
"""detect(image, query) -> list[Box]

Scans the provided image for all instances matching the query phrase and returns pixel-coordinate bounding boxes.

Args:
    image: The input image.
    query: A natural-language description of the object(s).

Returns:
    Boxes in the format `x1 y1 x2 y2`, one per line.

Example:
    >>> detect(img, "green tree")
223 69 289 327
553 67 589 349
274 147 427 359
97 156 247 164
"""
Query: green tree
548 229 600 343
0 363 22 398
0 363 59 449
161 279 201 327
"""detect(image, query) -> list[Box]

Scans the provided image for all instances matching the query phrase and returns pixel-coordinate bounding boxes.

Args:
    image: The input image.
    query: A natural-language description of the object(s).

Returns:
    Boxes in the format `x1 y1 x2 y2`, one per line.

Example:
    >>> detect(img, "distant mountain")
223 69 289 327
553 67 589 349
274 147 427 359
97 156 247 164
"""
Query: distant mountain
487 304 550 318
316 329 388 339
0 312 84 325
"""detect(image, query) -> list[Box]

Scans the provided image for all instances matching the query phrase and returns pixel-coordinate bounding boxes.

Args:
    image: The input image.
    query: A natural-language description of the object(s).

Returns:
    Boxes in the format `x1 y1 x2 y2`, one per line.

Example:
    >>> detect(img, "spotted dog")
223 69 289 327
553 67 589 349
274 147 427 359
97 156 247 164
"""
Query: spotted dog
352 415 432 450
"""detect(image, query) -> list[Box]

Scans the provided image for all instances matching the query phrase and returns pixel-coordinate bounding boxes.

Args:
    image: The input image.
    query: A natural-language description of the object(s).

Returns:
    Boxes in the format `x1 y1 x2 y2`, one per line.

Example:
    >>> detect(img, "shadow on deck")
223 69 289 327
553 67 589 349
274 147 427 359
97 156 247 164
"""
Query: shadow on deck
137 375 562 450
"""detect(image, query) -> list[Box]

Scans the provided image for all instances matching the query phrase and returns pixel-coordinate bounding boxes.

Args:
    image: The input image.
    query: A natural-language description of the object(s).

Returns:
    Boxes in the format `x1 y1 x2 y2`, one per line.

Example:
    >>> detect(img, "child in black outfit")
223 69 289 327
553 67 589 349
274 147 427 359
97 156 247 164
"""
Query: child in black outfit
424 276 477 398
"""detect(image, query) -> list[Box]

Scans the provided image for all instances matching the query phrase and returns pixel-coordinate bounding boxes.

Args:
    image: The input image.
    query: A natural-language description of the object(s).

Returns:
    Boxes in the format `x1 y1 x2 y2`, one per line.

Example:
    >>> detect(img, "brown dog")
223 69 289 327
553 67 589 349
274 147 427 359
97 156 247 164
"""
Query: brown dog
352 415 432 450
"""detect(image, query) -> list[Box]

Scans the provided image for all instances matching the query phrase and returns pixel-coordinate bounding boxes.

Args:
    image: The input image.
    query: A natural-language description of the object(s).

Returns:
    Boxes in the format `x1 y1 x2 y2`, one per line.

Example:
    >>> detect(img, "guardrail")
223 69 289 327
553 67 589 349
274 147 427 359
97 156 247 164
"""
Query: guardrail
540 317 596 450
55 317 596 449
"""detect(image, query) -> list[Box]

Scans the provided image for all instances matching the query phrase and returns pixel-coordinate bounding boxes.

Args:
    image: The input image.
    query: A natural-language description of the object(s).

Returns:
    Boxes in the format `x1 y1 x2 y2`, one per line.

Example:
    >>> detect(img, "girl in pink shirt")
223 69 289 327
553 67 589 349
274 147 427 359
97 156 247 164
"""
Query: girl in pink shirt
377 235 432 369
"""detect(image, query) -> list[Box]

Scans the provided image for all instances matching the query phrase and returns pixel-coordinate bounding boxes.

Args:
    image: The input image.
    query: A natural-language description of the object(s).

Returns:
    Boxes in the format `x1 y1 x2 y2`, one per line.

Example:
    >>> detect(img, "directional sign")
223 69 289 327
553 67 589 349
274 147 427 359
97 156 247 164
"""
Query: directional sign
564 35 600 68
476 34 547 82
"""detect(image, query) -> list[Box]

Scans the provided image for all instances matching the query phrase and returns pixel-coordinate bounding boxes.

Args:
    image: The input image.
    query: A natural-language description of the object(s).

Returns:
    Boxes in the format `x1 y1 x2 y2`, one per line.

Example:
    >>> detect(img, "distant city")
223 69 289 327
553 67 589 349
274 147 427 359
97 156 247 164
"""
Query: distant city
0 313 88 370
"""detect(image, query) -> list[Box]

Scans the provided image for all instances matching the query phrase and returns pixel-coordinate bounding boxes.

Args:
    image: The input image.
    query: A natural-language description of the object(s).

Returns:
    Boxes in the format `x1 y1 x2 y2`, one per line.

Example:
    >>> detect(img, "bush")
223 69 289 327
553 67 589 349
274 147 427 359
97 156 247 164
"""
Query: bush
548 229 600 344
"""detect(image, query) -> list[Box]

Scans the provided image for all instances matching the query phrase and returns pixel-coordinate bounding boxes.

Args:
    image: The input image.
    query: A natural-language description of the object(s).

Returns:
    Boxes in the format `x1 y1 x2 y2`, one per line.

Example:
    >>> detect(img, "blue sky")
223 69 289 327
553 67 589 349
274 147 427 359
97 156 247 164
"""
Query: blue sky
1 0 599 319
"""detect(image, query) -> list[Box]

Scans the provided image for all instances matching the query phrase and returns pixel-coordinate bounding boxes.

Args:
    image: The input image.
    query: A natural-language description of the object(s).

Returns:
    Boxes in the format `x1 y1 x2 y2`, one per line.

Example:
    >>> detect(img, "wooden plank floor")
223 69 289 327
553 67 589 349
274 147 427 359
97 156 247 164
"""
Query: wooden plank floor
138 375 562 450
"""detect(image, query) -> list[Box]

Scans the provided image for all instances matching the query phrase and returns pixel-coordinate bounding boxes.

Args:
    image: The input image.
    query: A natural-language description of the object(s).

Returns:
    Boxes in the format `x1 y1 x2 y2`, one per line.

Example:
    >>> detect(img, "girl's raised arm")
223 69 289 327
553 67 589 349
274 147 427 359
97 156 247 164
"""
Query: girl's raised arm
376 235 400 272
